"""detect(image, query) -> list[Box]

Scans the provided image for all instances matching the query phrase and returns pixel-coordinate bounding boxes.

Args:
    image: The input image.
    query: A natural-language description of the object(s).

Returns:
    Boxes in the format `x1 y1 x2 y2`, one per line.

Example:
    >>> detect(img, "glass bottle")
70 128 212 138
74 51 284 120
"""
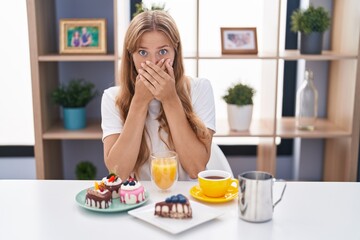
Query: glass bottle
296 69 318 131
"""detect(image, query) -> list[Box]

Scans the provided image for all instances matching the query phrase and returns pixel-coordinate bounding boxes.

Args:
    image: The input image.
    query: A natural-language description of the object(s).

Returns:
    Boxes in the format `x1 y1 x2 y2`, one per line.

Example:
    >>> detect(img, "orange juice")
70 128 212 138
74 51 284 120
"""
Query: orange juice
151 158 177 190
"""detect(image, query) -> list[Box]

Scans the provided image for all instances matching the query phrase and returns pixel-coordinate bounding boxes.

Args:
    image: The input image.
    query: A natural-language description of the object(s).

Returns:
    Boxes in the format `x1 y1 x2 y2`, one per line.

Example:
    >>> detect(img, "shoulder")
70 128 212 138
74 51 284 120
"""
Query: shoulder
103 86 120 100
189 77 212 92
188 77 213 97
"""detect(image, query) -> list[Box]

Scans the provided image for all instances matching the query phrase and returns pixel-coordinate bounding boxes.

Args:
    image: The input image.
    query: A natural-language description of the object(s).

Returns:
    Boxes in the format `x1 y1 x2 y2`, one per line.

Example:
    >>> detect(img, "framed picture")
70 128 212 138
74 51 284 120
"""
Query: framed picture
59 19 107 54
220 28 258 54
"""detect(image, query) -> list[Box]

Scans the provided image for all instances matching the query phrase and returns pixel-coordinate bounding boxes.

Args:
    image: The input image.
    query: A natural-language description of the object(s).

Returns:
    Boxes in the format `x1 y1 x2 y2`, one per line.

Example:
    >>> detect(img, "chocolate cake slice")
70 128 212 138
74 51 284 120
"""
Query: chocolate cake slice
102 173 122 199
154 194 192 219
85 181 112 209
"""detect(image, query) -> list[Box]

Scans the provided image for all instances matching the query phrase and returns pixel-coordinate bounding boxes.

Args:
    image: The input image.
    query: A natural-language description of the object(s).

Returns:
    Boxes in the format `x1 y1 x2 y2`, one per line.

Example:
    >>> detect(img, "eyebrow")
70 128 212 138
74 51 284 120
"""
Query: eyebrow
138 45 171 49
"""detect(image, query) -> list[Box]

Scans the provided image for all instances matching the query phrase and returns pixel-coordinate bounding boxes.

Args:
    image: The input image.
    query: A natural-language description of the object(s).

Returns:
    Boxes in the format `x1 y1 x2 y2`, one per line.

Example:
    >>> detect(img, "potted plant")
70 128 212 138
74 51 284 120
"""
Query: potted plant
52 79 97 130
133 2 166 18
291 5 331 54
222 83 256 131
75 161 97 180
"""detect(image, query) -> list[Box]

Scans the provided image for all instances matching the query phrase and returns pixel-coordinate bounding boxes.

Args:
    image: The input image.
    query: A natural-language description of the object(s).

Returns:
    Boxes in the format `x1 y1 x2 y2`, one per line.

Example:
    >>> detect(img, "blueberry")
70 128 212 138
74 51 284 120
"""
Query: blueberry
165 197 171 203
129 181 135 186
123 180 129 186
178 196 186 203
172 196 179 203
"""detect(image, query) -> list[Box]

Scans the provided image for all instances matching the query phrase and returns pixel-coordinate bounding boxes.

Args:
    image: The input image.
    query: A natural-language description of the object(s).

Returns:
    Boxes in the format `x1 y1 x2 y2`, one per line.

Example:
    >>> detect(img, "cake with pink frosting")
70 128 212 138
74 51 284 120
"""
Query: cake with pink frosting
120 177 146 204
85 181 112 209
102 173 122 199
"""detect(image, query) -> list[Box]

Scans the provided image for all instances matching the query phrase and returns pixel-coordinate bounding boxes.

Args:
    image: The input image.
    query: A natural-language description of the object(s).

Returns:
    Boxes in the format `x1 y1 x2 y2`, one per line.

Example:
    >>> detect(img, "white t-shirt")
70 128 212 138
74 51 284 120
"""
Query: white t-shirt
101 77 216 180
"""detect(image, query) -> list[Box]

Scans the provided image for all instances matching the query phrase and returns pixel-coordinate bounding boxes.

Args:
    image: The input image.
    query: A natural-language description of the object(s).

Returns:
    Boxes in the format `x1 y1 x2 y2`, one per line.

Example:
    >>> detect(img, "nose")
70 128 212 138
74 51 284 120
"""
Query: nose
149 54 161 64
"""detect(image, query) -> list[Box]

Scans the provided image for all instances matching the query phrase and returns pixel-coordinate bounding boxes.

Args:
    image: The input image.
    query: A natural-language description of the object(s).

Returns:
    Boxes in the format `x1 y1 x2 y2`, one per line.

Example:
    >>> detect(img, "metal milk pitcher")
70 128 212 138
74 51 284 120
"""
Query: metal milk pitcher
238 171 286 223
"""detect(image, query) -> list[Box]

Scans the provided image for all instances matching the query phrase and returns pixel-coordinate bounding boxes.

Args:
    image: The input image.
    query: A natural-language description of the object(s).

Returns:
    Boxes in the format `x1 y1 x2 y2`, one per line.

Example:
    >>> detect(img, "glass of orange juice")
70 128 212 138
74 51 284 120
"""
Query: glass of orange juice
150 151 178 191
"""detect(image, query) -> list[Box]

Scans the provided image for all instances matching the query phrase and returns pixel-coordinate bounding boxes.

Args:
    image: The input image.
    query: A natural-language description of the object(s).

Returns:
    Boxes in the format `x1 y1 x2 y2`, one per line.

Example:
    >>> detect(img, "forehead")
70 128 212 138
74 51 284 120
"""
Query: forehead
138 30 172 48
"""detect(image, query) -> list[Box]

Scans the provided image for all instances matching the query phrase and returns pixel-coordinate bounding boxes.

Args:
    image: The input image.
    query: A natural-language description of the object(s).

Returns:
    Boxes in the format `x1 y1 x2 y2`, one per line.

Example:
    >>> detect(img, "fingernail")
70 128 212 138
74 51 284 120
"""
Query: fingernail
146 60 151 65
138 69 142 73
141 62 145 67
161 59 165 63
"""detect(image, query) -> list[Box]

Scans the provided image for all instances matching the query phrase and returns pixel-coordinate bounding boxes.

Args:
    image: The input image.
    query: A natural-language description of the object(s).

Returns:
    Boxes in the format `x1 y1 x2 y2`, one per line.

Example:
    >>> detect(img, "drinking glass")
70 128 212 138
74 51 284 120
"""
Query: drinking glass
150 151 178 191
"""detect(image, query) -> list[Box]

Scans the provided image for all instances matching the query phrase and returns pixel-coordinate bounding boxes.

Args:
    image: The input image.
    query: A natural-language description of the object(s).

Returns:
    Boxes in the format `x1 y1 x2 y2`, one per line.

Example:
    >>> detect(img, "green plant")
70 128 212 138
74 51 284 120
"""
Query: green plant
133 2 166 18
52 79 97 108
291 5 331 34
75 161 97 180
222 83 255 106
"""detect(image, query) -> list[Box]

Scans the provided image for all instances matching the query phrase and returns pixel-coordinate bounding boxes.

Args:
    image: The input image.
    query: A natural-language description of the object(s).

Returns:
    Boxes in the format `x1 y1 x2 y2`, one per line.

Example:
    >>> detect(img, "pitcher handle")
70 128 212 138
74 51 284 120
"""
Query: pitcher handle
273 179 287 208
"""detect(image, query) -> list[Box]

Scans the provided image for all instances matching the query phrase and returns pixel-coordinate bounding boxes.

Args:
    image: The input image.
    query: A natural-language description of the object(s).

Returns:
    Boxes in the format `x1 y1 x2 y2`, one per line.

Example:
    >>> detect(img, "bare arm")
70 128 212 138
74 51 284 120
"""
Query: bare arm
103 77 153 181
103 61 168 180
139 60 213 178
162 96 213 178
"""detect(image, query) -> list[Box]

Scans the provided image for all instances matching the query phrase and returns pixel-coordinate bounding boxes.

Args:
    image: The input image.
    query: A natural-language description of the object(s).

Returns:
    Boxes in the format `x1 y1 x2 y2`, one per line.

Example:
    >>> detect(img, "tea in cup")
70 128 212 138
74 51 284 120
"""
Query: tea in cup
198 170 239 198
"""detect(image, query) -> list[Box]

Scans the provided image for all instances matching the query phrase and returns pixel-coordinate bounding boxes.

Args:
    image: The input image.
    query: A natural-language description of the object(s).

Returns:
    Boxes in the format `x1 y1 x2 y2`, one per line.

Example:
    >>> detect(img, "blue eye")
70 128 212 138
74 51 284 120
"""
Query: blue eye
138 50 147 56
159 49 168 55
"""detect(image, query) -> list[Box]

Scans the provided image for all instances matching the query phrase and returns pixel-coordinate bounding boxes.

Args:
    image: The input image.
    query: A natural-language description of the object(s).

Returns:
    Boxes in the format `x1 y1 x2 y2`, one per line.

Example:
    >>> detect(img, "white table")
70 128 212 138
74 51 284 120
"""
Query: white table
0 180 359 240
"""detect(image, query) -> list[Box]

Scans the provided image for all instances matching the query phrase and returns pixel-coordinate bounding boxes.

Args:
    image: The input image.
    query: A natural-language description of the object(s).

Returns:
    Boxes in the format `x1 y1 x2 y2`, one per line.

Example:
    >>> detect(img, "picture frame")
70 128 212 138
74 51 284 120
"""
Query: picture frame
59 19 107 54
220 27 258 54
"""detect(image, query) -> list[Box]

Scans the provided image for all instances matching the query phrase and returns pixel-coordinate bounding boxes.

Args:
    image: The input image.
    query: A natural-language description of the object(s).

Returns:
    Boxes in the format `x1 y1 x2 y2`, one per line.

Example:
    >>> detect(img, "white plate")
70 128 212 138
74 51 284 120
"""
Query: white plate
128 200 224 234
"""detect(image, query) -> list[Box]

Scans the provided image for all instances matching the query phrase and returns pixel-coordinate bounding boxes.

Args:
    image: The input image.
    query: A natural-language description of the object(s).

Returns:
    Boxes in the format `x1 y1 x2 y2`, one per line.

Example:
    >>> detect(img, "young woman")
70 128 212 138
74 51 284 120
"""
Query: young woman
101 10 215 181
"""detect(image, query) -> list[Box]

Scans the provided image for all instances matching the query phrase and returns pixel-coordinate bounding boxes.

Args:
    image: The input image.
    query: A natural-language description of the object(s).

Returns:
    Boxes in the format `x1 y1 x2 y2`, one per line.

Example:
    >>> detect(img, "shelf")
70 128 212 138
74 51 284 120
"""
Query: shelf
215 119 274 137
276 117 350 138
198 52 277 60
44 117 347 139
280 50 358 60
37 51 357 62
194 50 358 61
38 54 116 62
43 120 102 140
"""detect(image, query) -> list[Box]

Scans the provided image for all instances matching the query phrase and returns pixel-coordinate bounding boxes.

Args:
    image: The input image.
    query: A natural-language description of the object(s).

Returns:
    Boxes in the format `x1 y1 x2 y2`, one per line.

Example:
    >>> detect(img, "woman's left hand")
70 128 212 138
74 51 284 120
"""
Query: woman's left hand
138 59 177 102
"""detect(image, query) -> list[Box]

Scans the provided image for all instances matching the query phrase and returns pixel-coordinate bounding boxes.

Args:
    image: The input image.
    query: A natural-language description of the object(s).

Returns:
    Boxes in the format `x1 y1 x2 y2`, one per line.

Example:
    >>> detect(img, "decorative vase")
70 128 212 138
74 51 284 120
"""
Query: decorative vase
227 104 253 131
300 32 323 54
63 107 86 130
295 70 318 131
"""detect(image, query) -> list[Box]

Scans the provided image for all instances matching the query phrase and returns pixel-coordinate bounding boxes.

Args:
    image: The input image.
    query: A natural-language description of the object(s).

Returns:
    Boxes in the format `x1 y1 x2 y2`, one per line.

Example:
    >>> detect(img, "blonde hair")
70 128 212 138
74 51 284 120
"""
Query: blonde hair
116 10 210 176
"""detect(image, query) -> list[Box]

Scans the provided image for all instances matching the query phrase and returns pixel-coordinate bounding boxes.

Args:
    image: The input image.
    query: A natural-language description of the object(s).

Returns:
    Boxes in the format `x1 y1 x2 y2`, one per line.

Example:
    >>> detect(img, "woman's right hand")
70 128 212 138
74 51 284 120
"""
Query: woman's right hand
133 74 154 105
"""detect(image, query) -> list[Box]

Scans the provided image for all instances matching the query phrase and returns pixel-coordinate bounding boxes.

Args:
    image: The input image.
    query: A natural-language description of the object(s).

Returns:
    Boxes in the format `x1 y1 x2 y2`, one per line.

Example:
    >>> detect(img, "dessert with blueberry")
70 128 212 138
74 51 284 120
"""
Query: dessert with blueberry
102 173 122 199
85 181 112 209
154 194 192 219
120 177 146 204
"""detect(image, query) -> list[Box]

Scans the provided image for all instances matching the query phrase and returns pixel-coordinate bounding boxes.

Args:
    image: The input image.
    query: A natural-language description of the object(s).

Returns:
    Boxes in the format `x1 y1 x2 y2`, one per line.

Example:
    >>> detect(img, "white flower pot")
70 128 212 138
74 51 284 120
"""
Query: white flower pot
227 104 253 131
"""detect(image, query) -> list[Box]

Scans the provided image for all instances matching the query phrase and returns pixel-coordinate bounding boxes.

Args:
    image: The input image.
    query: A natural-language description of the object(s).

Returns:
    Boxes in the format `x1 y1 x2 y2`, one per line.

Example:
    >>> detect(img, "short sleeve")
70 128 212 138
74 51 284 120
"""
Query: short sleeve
101 86 123 141
191 78 216 132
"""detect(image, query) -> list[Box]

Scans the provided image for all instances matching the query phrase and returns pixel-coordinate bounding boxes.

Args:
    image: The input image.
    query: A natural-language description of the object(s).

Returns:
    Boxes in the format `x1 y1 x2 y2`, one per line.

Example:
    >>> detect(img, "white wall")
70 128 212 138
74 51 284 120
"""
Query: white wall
0 1 34 145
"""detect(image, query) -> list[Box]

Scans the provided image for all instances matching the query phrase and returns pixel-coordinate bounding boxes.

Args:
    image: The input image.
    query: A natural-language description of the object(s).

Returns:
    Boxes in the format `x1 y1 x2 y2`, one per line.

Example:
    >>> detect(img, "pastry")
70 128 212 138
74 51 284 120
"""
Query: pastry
120 177 146 204
102 173 122 198
85 181 112 209
154 194 192 219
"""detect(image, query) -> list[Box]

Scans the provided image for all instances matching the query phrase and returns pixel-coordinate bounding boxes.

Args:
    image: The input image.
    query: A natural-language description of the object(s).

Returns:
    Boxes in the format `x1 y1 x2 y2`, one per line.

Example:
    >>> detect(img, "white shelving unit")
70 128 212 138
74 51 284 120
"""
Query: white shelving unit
27 0 360 180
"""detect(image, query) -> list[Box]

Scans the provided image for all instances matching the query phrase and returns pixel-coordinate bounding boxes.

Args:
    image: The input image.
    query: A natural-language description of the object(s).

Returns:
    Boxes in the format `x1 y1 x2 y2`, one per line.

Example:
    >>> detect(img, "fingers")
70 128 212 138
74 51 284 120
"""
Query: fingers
138 68 160 87
137 59 175 101
157 58 166 71
140 62 159 79
139 73 156 94
164 59 175 79
142 61 171 80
